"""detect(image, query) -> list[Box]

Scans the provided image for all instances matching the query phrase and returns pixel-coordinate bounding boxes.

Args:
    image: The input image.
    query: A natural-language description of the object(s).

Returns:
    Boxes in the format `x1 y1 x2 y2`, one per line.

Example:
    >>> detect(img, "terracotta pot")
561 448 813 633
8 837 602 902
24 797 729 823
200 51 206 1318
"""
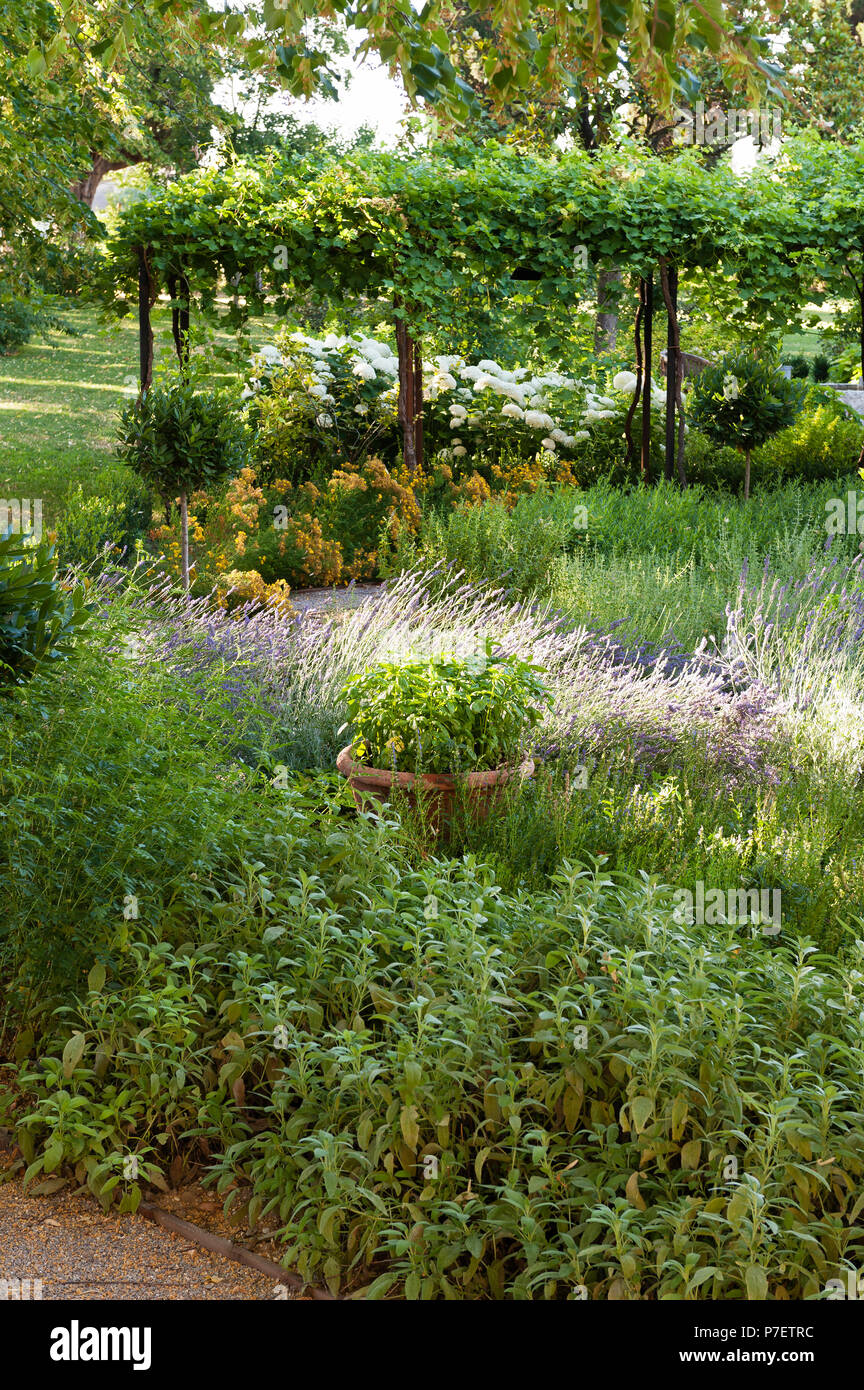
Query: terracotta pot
336 745 534 825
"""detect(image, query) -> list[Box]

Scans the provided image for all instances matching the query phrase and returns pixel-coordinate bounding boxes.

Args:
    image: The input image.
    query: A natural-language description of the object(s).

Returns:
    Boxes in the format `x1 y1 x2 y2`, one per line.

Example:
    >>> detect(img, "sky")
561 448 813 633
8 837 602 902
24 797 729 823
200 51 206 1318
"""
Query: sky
264 59 409 146
209 0 783 162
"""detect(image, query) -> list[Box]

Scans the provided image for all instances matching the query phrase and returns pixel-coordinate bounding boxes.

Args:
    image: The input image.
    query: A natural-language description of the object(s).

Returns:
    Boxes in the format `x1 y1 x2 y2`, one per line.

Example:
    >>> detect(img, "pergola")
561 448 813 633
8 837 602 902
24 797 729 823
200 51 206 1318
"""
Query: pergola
105 144 804 485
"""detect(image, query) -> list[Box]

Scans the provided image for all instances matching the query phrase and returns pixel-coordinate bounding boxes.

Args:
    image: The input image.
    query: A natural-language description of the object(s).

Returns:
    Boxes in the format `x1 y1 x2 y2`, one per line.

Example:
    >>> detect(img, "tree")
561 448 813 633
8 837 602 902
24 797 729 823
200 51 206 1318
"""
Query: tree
0 0 233 301
775 0 864 138
0 0 100 298
64 5 229 209
689 351 805 498
116 375 249 590
775 134 864 384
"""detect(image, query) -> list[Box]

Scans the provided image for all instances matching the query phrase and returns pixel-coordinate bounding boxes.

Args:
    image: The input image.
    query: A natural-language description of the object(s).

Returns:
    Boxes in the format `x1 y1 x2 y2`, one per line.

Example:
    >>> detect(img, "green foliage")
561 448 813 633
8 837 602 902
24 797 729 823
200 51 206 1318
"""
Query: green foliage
54 469 153 570
831 343 863 384
0 296 77 355
755 403 864 484
103 141 806 353
5 543 864 1297
689 354 807 498
0 530 90 689
787 354 810 379
0 301 37 355
12 857 864 1299
115 376 249 501
401 477 863 649
340 646 551 772
813 353 831 384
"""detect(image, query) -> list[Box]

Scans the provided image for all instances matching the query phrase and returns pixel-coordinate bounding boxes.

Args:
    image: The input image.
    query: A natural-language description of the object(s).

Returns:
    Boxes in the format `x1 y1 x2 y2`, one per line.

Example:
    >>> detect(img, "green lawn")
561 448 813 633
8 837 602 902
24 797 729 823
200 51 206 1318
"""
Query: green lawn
0 304 269 526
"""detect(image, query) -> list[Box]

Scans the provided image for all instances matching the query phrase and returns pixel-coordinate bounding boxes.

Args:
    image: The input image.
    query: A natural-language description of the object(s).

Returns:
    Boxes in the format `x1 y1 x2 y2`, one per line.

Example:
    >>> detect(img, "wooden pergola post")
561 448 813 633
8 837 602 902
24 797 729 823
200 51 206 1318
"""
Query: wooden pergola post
167 268 191 370
395 311 423 474
659 261 687 487
640 271 653 482
137 247 154 394
664 264 678 482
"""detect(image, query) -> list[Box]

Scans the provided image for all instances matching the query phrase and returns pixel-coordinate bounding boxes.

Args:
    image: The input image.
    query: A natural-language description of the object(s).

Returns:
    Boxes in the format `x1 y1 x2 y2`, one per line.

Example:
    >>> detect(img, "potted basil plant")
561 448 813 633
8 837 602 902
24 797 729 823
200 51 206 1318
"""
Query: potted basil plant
337 643 551 823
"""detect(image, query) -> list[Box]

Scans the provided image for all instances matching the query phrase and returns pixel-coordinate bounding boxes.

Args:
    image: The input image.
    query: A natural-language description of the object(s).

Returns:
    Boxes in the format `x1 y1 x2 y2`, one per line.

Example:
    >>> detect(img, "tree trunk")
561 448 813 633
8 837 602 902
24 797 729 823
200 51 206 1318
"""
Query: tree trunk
663 266 678 482
658 261 688 488
167 270 191 370
137 248 154 394
594 265 621 355
180 492 190 591
396 313 423 473
623 285 644 468
641 273 653 483
71 154 145 208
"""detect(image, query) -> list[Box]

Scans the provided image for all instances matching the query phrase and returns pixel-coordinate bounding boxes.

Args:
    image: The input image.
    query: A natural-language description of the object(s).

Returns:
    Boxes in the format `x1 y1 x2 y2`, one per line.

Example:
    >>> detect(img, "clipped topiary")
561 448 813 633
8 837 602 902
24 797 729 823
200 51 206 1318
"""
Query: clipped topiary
688 352 806 499
116 372 249 589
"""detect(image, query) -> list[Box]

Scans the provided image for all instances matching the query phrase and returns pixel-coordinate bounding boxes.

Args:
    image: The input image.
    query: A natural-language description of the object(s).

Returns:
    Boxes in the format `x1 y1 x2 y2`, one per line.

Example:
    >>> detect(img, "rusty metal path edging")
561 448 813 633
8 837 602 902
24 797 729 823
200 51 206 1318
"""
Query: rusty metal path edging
137 1201 339 1301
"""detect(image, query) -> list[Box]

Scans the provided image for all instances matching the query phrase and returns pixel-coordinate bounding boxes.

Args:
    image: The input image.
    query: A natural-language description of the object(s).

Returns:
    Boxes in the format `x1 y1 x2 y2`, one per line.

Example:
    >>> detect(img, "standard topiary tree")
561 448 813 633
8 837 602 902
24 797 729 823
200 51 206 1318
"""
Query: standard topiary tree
116 375 249 590
688 352 806 500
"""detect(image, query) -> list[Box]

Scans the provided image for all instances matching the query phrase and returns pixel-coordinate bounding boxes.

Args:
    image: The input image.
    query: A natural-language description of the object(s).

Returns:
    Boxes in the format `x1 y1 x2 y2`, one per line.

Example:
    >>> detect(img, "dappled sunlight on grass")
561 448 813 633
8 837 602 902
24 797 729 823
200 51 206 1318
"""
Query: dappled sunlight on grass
0 303 253 519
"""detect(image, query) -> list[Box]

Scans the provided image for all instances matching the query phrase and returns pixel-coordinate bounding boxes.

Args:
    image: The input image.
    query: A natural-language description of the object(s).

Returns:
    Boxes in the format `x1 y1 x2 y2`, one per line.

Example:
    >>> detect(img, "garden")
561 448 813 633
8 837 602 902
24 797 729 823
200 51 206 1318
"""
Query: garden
6 0 864 1310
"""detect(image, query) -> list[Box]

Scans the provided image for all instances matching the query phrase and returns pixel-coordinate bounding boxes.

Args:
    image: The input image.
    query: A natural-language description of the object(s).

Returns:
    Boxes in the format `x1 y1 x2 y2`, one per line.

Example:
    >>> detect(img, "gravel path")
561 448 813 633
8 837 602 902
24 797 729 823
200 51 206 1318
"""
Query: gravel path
0 1179 289 1301
290 581 385 617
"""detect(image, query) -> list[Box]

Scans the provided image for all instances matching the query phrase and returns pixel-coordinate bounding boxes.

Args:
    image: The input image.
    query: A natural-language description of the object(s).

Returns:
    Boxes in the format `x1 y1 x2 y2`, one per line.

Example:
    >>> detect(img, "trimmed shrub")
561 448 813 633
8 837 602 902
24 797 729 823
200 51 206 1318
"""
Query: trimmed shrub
54 469 153 570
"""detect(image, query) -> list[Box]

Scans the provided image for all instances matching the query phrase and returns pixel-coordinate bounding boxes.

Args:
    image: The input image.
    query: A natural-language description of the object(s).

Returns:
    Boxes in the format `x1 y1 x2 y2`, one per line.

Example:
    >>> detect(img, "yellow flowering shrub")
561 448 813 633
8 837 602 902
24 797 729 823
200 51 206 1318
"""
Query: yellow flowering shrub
324 457 421 580
148 445 577 596
214 569 294 617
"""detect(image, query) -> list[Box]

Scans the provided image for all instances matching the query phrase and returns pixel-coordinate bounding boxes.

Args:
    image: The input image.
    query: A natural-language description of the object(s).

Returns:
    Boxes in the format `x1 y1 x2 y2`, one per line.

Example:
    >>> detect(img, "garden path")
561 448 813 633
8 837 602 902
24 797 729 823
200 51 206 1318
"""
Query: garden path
290 581 385 617
0 1174 289 1301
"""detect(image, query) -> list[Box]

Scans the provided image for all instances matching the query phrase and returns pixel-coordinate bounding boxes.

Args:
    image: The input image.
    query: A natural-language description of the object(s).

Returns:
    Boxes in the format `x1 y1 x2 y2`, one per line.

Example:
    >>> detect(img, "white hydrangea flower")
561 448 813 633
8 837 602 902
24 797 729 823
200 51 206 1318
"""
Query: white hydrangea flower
355 403 369 415
573 430 590 442
371 357 398 377
460 365 482 381
449 403 468 418
495 381 526 405
258 344 282 363
453 445 467 457
352 360 376 380
477 359 501 373
540 437 557 451
613 370 639 393
524 410 556 430
308 382 328 399
318 413 334 427
434 372 458 391
501 402 524 418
